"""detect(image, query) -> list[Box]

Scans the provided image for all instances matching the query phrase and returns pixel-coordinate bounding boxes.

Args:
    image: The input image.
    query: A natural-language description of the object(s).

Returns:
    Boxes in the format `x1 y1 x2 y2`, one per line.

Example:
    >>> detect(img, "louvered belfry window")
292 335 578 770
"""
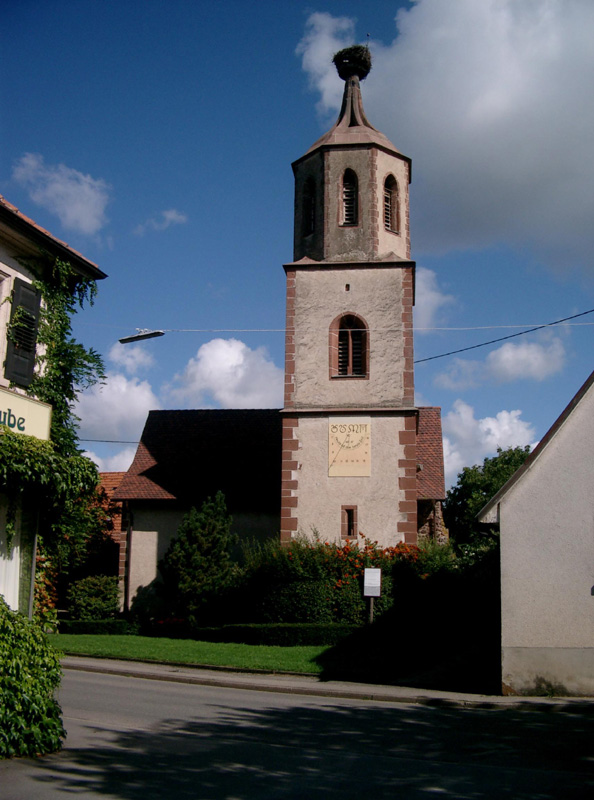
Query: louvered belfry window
4 277 41 387
384 175 399 233
342 169 358 226
338 315 366 377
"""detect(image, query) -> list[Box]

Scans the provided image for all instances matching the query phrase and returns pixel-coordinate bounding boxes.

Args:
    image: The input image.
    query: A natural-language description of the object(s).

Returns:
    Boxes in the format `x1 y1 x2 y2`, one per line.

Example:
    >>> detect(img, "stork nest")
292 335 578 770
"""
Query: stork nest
332 45 372 80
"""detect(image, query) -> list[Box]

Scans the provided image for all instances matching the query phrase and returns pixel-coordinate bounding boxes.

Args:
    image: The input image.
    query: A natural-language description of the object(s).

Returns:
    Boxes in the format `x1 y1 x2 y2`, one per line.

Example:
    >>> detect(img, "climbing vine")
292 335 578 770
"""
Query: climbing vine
27 256 105 455
0 256 106 577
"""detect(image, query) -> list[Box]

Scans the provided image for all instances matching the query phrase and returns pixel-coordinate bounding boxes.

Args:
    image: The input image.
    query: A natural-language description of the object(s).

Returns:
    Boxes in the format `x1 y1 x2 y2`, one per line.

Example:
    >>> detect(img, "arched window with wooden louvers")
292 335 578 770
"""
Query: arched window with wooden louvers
329 312 369 378
383 174 399 234
4 277 41 387
302 177 316 237
342 169 358 226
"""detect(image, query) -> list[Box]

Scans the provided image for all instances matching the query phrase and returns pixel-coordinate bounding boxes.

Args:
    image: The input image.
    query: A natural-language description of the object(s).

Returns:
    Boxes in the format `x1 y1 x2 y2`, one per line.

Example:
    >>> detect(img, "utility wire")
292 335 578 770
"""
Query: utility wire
80 439 139 444
414 307 594 364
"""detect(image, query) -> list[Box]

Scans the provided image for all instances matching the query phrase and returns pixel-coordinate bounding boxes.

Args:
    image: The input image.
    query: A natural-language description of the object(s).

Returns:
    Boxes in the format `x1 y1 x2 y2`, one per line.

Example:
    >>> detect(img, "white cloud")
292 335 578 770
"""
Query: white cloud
108 342 155 376
486 337 565 382
442 399 535 486
434 357 483 391
168 338 283 409
76 372 160 442
298 2 594 272
435 336 565 390
414 267 455 331
295 12 354 115
12 153 110 235
84 446 137 473
134 208 188 236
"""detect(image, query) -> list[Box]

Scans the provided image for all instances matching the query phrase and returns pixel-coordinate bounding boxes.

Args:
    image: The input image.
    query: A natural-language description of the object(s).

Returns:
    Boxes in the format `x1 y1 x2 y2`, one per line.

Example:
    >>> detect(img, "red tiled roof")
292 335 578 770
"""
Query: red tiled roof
98 472 126 498
416 407 446 500
0 194 107 281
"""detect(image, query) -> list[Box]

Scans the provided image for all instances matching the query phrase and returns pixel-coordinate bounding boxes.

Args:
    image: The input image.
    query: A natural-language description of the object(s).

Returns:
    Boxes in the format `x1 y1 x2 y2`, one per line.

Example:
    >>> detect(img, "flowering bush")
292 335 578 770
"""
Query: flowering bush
239 535 421 625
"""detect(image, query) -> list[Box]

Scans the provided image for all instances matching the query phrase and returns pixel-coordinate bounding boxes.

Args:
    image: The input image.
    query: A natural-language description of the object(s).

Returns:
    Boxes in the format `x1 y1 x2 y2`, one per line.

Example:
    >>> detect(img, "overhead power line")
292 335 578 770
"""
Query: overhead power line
414 307 594 364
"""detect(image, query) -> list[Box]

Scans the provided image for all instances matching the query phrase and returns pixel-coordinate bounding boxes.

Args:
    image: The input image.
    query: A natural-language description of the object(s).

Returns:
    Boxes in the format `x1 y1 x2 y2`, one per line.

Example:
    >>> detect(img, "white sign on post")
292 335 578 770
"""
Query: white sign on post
363 568 381 597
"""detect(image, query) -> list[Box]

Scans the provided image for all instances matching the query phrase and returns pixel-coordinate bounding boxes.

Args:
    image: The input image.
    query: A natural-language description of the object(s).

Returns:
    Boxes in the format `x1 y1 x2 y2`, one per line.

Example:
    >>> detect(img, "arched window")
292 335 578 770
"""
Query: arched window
383 175 399 233
342 169 358 226
329 313 369 378
302 178 316 237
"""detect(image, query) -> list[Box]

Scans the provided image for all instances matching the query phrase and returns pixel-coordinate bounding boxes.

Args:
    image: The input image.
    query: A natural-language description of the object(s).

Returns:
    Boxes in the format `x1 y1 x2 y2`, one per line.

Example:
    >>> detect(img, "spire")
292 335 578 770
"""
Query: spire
303 45 402 157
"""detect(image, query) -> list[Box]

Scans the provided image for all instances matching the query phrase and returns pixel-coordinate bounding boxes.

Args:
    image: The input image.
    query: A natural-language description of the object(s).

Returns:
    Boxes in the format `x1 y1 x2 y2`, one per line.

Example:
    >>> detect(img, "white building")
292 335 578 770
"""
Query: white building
478 371 594 696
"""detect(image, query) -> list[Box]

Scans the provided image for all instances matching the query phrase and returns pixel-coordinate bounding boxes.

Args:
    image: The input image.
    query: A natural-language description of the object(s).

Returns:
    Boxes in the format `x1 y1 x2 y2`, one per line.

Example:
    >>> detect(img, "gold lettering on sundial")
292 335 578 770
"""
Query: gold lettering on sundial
328 417 371 477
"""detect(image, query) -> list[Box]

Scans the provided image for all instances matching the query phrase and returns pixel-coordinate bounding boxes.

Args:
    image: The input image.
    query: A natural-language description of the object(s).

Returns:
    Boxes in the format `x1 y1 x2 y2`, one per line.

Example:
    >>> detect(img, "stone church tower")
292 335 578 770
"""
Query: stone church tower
280 47 432 547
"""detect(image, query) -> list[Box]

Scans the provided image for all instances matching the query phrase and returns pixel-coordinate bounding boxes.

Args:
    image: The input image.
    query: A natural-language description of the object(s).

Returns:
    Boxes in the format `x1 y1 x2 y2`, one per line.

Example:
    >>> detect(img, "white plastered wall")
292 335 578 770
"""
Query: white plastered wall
128 509 185 605
497 381 594 694
292 267 406 409
294 415 406 547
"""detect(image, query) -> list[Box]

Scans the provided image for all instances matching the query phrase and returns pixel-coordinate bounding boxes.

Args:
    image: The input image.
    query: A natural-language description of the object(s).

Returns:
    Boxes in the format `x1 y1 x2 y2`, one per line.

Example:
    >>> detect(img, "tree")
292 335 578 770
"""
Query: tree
159 493 237 624
444 446 531 543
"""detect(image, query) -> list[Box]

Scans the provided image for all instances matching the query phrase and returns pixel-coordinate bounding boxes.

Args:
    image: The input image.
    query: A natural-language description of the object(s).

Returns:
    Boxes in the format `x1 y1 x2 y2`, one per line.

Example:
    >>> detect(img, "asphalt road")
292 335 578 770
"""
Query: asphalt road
1 668 593 799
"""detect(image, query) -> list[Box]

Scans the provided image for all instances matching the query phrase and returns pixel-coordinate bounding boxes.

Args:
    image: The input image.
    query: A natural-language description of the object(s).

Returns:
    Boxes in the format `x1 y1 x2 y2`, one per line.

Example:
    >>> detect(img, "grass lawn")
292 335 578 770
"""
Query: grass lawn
46 634 326 674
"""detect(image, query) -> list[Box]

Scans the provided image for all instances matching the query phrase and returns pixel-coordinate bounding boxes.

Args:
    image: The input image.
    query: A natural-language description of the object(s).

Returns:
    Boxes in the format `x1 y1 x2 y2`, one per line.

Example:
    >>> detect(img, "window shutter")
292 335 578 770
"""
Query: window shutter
351 330 364 375
342 170 358 226
4 277 41 387
338 330 349 375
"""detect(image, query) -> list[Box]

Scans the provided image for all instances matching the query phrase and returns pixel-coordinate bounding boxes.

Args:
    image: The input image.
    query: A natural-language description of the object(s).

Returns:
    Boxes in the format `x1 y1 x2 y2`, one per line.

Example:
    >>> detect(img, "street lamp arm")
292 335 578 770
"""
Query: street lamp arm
119 329 165 344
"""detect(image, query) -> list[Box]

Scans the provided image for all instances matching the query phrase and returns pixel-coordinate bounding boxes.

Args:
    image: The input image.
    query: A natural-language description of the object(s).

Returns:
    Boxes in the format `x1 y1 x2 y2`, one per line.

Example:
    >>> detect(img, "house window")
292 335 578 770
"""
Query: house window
341 505 358 539
329 313 369 378
342 169 358 226
383 175 399 233
303 178 316 237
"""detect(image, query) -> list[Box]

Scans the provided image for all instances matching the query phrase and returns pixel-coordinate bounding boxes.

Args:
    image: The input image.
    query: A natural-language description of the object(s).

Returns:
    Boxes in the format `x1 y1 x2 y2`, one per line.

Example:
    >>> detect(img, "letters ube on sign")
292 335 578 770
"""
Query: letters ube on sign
0 408 25 431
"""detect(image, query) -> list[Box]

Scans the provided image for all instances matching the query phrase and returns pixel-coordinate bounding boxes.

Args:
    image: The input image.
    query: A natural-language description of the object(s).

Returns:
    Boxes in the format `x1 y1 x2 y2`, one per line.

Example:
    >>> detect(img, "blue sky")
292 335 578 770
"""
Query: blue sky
2 0 593 486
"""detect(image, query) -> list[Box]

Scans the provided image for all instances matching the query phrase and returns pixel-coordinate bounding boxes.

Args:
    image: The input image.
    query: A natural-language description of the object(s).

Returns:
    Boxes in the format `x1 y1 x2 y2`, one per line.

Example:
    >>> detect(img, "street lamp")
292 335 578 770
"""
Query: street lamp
119 329 165 344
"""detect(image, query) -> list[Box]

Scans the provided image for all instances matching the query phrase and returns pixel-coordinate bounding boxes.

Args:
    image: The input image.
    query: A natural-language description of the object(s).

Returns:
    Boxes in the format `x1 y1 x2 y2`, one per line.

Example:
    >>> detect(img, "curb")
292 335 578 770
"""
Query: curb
61 655 594 712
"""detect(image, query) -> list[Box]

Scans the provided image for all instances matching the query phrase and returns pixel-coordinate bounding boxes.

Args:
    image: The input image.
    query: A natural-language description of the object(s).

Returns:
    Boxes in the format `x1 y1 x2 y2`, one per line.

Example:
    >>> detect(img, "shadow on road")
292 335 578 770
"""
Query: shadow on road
26 696 594 799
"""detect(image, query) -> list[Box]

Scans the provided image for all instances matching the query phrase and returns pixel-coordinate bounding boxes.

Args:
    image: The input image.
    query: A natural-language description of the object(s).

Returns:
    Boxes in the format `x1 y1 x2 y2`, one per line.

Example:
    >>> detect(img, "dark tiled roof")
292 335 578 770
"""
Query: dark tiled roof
114 409 282 514
0 194 107 281
416 407 446 500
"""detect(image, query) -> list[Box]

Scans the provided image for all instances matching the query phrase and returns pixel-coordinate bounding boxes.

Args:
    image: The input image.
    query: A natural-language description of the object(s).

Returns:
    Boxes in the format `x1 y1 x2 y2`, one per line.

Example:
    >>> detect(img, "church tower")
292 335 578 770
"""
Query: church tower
281 47 419 547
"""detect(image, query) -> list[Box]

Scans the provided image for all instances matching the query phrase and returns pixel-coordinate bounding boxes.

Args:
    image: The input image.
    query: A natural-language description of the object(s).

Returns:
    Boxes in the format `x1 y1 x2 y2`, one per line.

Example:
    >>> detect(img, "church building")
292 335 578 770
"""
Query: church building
114 47 445 606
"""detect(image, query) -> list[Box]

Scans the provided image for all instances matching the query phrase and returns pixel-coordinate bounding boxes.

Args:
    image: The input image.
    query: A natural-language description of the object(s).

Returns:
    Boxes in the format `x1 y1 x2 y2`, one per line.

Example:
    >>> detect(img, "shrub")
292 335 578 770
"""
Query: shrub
239 536 417 625
159 493 237 625
262 581 335 624
0 595 65 758
67 574 120 620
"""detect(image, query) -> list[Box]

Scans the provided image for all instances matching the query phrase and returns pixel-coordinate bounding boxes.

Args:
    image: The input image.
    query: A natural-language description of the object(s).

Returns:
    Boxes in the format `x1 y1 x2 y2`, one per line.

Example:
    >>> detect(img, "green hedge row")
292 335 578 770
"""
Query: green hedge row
181 622 357 646
59 618 139 635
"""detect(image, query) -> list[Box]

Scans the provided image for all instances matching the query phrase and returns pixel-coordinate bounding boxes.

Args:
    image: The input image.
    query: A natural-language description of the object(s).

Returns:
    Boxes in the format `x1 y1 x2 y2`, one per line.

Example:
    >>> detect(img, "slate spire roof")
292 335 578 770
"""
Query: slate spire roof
301 49 407 163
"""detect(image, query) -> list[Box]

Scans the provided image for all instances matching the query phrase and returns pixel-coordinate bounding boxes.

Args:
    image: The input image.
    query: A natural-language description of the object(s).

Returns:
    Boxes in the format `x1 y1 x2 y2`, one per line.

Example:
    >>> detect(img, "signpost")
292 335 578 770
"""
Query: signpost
363 567 381 623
